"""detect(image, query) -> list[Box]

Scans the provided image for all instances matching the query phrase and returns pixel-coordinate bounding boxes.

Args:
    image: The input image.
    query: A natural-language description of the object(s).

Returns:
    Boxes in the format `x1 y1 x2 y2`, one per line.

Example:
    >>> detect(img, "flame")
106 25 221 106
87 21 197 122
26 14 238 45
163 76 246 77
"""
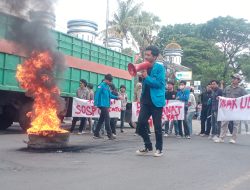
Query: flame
16 51 68 136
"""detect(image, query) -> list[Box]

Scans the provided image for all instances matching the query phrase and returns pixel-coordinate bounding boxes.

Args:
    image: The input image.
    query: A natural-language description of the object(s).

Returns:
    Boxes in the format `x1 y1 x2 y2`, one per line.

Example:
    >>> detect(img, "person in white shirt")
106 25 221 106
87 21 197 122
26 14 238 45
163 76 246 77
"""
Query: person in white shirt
187 88 197 135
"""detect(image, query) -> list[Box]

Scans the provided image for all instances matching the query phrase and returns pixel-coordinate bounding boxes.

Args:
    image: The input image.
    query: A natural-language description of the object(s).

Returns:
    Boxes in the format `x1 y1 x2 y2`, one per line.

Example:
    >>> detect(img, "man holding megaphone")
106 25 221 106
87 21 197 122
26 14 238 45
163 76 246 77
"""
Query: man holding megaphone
132 46 166 157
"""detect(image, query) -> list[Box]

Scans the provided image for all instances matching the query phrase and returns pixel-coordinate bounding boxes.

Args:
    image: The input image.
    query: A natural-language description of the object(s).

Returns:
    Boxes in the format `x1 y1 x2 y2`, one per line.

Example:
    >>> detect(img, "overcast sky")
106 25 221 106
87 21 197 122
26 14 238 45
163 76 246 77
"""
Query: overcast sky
55 0 250 33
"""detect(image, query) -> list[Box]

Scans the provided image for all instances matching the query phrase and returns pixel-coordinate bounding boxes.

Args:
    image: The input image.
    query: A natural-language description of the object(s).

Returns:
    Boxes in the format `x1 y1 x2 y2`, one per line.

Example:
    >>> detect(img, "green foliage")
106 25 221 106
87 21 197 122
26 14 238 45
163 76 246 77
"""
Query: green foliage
201 16 250 78
236 54 250 82
156 16 250 87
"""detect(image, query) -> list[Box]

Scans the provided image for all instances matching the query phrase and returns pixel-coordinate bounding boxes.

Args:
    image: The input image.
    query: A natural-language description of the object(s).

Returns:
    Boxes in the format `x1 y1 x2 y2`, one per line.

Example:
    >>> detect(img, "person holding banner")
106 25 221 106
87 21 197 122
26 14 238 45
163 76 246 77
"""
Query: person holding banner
136 46 166 157
176 80 190 139
93 74 122 140
210 80 223 141
119 85 128 133
70 79 89 134
110 83 119 136
164 81 178 137
214 74 247 144
199 83 212 136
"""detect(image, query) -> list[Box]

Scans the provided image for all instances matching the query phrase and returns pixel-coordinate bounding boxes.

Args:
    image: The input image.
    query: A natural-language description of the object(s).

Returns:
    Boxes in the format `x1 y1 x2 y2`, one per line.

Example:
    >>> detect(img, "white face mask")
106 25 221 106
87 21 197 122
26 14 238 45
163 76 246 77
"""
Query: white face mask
179 85 185 90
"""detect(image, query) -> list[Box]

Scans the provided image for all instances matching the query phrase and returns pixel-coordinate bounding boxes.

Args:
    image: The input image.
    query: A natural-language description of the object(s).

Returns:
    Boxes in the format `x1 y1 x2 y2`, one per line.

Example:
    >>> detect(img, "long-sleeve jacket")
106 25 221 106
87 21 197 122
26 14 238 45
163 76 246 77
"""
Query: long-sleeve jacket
94 82 118 108
141 62 166 107
176 88 190 108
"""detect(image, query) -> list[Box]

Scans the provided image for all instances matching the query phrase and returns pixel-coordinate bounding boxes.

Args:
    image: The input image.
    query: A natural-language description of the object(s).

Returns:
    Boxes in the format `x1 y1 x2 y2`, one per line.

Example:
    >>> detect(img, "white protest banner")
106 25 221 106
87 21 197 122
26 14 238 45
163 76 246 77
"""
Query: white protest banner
72 97 121 118
132 100 185 122
217 94 250 121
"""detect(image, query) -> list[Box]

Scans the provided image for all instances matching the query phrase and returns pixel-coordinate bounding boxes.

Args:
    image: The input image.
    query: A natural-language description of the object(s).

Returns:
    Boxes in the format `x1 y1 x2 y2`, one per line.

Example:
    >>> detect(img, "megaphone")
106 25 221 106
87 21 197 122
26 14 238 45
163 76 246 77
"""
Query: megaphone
128 61 151 77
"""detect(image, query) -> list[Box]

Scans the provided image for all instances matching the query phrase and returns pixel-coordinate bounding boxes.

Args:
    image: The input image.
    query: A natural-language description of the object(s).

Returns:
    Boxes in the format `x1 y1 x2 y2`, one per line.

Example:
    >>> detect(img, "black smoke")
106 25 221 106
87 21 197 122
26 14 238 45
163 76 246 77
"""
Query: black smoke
3 0 66 114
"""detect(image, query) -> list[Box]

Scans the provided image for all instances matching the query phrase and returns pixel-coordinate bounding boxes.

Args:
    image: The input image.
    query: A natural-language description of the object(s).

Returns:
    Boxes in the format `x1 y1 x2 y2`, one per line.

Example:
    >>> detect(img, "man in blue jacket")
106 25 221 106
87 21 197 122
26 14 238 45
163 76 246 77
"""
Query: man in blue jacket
176 80 190 138
93 74 121 140
136 46 166 157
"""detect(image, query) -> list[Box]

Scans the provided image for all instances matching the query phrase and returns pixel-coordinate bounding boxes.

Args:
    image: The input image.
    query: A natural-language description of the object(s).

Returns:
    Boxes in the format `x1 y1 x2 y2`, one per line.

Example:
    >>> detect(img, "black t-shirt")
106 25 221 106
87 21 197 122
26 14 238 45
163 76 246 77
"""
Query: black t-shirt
141 67 153 105
165 90 177 100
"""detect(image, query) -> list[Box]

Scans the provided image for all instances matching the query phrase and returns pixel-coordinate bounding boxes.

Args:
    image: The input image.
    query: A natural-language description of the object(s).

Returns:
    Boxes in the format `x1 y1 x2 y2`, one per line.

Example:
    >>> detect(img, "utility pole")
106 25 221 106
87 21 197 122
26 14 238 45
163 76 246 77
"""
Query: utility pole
105 0 109 48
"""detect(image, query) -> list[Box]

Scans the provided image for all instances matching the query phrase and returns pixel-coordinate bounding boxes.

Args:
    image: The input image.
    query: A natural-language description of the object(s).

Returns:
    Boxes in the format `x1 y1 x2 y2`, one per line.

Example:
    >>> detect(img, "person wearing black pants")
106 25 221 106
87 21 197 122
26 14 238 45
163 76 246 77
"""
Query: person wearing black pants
164 81 177 137
70 79 89 134
135 46 166 157
200 83 212 136
94 107 112 138
137 104 163 152
93 74 121 140
70 117 87 133
176 80 190 138
177 108 190 137
109 83 119 136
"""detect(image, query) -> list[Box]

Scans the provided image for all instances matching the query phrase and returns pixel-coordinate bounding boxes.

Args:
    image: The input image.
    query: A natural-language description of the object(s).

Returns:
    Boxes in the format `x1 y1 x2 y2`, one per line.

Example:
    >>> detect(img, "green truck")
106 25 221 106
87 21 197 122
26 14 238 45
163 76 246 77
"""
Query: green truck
0 12 134 130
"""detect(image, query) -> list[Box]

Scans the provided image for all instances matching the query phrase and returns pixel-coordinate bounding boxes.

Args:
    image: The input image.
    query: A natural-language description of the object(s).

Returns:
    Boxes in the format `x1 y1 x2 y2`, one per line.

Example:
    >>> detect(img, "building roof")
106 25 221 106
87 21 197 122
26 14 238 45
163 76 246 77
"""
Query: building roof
165 42 182 50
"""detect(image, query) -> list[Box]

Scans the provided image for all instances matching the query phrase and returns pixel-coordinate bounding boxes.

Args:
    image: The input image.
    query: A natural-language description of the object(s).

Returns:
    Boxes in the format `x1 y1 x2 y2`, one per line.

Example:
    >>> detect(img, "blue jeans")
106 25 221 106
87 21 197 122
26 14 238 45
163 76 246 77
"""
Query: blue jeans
187 111 195 135
211 111 221 136
164 120 178 135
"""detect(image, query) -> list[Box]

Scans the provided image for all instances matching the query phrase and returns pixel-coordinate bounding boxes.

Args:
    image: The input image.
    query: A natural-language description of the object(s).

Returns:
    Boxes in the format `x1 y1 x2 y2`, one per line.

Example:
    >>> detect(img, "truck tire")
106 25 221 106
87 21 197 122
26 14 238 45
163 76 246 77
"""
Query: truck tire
0 115 13 130
18 102 32 131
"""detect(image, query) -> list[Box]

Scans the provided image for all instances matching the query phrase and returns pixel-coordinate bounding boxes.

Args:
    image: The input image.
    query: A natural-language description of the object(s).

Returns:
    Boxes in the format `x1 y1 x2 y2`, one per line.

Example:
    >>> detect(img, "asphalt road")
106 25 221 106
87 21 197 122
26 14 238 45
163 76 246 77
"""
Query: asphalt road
0 121 250 190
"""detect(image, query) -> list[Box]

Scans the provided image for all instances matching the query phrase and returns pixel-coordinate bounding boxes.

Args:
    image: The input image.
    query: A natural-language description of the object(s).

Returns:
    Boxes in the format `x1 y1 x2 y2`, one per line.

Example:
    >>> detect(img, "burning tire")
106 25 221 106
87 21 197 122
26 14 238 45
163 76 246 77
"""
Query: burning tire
18 102 32 131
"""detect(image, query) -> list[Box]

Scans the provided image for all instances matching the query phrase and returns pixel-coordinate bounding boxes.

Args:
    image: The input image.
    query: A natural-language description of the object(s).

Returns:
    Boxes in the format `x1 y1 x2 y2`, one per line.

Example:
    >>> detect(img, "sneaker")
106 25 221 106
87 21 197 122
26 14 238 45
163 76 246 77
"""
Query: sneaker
212 136 219 141
77 132 83 135
164 133 169 137
136 148 153 156
229 139 236 144
108 135 116 140
200 133 205 137
214 138 224 143
226 133 233 137
176 135 182 139
154 150 163 157
93 135 102 139
186 136 191 139
112 133 116 137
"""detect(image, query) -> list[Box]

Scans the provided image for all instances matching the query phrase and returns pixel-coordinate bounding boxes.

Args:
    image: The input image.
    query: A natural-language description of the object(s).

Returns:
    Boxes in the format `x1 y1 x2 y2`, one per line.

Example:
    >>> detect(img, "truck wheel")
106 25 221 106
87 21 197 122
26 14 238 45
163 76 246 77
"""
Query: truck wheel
18 102 32 131
0 115 13 130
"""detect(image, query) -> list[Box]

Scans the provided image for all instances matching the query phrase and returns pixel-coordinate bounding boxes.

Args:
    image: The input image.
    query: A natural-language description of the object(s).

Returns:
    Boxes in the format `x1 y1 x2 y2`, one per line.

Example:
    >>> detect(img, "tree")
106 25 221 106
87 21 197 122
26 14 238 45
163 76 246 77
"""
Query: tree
236 54 250 82
130 11 161 58
179 37 230 86
107 0 142 44
201 16 250 79
156 23 202 51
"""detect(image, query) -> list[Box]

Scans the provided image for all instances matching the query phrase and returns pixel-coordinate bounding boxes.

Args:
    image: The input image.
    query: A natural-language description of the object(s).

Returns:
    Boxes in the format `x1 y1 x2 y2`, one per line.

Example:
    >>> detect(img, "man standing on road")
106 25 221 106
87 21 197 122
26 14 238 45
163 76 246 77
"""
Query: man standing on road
199 83 212 136
176 81 190 139
93 74 121 140
70 79 89 134
214 74 247 144
210 80 223 140
164 81 178 137
136 46 166 157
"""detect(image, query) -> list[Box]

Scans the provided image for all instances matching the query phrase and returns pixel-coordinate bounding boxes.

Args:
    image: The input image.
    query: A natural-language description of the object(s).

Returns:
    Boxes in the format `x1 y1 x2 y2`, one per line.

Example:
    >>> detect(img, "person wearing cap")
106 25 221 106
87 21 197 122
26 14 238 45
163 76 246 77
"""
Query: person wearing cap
214 74 247 144
93 74 122 140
